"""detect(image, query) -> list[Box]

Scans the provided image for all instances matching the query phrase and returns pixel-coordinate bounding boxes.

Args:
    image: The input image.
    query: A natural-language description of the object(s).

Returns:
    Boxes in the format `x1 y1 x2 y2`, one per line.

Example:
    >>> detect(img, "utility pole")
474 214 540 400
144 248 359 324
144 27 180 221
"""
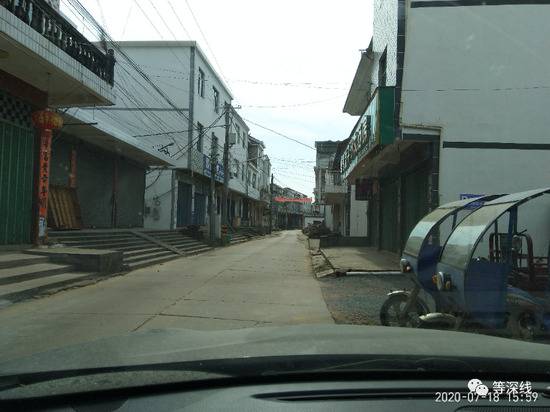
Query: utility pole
209 141 217 243
222 103 231 227
269 173 274 234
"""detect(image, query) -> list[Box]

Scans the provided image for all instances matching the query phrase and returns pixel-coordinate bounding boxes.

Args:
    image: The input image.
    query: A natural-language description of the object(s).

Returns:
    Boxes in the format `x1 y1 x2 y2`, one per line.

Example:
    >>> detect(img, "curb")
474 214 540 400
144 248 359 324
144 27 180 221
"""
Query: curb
309 247 336 279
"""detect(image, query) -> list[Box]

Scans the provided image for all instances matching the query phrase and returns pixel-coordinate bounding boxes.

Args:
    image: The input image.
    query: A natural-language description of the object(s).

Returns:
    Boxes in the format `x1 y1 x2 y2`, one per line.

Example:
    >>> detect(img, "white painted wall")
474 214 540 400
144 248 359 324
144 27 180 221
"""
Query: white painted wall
372 0 398 87
98 41 234 230
228 114 249 197
143 169 175 230
323 205 334 231
402 3 550 254
193 47 232 163
349 185 368 237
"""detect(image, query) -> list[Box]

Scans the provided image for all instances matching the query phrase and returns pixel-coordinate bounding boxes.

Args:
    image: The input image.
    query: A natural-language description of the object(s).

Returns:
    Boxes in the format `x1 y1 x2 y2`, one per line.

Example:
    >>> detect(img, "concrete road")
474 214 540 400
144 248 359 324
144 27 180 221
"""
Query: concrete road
0 230 332 362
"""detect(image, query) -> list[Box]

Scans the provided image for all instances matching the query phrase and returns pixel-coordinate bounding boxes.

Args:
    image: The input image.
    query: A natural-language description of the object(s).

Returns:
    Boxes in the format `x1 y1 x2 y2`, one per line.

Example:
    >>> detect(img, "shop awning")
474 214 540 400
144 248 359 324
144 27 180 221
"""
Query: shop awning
62 110 174 167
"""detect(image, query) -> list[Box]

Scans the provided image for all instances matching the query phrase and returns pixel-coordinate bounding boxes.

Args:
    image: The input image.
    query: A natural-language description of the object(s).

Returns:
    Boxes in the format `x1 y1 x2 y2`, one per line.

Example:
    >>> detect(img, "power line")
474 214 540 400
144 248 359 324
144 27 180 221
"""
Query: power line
183 0 230 88
146 0 180 41
134 125 225 139
241 118 316 150
240 94 346 109
166 0 193 40
231 79 350 90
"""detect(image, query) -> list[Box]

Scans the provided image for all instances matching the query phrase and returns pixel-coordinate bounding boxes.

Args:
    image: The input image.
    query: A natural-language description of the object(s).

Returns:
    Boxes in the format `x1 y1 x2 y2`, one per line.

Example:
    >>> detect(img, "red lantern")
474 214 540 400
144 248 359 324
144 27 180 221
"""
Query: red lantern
31 108 63 131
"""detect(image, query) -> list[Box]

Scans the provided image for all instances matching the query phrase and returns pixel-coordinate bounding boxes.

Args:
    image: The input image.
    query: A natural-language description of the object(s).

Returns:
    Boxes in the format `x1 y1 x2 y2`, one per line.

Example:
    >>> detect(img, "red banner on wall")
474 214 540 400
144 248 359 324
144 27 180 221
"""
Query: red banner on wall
274 197 312 203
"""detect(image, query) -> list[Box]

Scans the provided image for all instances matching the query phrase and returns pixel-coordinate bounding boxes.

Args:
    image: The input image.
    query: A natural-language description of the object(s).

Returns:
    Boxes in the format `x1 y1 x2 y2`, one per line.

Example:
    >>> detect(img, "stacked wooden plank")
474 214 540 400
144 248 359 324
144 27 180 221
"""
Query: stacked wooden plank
48 185 82 230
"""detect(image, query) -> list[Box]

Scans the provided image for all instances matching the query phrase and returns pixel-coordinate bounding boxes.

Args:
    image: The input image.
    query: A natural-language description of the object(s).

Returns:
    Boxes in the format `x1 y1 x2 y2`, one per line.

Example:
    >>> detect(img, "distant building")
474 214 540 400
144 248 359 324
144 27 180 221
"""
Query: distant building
314 140 368 239
86 41 271 237
272 185 308 229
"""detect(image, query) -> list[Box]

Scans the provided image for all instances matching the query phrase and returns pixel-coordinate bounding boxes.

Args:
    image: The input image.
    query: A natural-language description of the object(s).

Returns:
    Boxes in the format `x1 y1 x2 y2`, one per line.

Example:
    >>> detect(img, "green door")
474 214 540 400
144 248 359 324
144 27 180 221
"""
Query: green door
380 178 399 252
0 122 35 245
401 167 430 250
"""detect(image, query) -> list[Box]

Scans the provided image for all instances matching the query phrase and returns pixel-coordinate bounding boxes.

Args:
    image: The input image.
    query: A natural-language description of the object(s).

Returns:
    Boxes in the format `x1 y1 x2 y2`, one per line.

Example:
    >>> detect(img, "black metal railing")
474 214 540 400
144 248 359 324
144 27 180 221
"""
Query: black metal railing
3 0 115 86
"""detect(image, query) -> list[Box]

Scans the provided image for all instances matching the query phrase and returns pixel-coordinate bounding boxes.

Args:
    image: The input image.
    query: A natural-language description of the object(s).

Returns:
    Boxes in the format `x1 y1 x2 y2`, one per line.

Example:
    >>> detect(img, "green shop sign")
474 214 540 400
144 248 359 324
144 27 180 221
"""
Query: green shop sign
341 87 396 177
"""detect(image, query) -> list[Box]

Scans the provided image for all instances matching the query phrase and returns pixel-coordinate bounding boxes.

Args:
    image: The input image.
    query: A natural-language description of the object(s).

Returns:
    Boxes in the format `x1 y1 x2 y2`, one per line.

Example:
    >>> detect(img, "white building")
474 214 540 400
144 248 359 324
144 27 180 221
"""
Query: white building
314 140 368 241
342 0 550 253
85 41 269 237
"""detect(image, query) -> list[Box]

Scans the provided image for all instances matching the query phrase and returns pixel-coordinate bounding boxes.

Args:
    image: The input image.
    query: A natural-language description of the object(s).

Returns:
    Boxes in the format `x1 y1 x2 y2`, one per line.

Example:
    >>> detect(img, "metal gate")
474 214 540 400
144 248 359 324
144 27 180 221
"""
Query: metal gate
194 193 206 225
0 122 35 245
380 178 399 252
176 182 192 227
401 166 430 249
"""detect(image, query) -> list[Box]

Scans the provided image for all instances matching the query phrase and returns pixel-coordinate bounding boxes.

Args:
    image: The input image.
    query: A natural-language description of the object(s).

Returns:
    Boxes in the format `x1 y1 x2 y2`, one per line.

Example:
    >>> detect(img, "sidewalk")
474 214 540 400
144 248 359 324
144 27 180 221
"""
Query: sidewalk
320 246 400 273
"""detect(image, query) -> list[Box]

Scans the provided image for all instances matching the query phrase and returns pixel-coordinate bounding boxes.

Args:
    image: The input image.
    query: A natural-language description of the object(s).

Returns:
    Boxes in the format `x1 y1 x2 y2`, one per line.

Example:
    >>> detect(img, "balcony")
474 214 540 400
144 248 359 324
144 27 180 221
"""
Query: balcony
341 87 396 180
321 170 346 204
260 188 270 204
0 0 115 106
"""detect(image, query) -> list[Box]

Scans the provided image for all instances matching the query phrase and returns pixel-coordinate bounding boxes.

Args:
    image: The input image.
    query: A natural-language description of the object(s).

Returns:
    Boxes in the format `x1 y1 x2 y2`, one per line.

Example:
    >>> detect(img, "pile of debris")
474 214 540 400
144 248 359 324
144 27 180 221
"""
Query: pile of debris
302 222 331 239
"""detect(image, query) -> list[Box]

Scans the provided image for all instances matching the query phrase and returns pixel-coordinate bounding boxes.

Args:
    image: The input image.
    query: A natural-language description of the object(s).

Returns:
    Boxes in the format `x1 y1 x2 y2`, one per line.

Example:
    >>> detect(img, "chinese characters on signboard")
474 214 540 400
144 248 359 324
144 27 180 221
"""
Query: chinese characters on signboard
203 154 224 182
341 91 379 175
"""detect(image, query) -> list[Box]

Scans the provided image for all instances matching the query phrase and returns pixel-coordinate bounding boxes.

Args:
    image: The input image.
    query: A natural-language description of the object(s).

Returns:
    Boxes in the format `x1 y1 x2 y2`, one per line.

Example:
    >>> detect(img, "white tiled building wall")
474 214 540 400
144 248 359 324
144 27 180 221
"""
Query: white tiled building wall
371 0 398 88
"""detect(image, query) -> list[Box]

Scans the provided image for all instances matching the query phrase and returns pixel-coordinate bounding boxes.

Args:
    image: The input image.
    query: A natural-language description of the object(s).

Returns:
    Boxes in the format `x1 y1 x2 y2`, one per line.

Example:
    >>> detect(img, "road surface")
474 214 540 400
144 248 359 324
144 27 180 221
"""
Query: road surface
0 230 332 362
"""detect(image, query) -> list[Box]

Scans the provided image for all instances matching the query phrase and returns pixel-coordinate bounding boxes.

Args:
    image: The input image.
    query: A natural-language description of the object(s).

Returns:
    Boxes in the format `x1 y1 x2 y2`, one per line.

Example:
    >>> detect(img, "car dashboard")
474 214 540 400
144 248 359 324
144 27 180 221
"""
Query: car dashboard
3 377 550 411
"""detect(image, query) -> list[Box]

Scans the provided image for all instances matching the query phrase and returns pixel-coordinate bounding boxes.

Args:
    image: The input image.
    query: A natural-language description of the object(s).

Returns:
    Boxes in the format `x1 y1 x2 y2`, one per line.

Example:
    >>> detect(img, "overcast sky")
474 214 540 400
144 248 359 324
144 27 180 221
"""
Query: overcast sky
76 0 374 196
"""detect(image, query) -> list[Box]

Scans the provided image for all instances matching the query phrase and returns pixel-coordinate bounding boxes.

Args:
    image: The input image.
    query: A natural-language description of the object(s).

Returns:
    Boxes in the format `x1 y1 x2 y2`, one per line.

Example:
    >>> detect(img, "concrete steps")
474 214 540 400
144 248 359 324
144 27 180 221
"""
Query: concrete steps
0 262 76 285
0 253 49 269
124 249 176 265
144 230 213 256
0 272 95 305
127 254 183 270
0 253 94 306
51 229 212 270
229 227 265 245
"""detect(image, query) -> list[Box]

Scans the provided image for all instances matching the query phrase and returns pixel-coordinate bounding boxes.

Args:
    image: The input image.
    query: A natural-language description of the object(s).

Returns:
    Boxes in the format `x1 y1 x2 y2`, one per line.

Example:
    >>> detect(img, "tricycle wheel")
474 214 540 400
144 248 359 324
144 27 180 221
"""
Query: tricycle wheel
380 294 429 327
508 310 537 341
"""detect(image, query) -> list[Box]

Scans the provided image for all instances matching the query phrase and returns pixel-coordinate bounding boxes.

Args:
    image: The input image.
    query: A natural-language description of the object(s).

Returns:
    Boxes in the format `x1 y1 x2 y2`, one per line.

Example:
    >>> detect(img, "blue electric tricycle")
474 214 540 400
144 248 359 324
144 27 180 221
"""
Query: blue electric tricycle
380 194 503 327
380 188 550 340
434 188 550 339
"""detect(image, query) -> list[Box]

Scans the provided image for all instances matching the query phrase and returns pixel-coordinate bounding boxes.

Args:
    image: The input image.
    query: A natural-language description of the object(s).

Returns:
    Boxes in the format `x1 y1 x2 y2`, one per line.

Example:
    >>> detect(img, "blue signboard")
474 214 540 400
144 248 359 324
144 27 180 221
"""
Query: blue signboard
460 193 485 209
203 154 224 182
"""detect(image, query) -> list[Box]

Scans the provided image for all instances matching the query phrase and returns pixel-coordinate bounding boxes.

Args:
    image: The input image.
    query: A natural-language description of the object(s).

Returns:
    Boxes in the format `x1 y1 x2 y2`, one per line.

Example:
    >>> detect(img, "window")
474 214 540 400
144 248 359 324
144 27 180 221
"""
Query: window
198 68 205 97
241 167 245 181
242 132 247 149
235 124 240 143
213 87 220 113
197 122 204 152
233 160 240 178
378 48 387 87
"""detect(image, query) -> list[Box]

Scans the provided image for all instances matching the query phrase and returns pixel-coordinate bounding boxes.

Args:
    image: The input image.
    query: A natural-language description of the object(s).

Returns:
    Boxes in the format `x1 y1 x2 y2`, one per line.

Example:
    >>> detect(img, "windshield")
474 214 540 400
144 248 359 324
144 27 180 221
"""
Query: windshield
440 203 515 270
404 208 453 256
2 0 550 400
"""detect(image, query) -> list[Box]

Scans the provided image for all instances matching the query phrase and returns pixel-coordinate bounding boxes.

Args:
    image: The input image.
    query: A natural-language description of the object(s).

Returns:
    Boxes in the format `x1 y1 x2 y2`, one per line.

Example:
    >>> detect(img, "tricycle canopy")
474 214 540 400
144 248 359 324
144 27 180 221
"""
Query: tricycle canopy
440 188 550 271
436 187 550 328
403 195 503 259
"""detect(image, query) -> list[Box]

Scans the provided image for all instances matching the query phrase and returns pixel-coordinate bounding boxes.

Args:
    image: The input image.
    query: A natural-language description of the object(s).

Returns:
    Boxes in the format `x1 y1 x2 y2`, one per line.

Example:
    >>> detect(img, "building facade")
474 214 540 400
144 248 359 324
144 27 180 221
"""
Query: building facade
0 0 116 245
272 185 308 230
314 139 368 239
342 0 550 253
87 41 270 238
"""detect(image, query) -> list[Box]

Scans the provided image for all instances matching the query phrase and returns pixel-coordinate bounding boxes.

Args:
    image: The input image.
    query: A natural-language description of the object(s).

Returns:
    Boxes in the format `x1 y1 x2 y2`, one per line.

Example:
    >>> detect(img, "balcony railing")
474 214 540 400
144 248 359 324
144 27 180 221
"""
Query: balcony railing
341 86 396 178
3 0 115 85
324 170 346 194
